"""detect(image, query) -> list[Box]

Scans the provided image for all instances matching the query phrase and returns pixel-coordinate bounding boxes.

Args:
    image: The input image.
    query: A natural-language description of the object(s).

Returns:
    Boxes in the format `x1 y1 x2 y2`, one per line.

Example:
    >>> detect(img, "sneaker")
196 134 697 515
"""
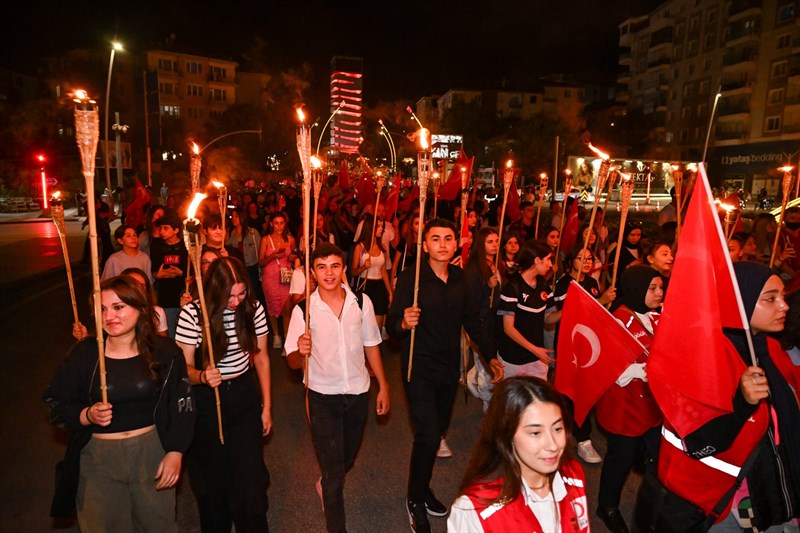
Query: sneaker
424 489 448 517
315 477 324 511
406 500 431 533
577 440 602 464
272 335 282 349
436 438 453 458
596 505 629 533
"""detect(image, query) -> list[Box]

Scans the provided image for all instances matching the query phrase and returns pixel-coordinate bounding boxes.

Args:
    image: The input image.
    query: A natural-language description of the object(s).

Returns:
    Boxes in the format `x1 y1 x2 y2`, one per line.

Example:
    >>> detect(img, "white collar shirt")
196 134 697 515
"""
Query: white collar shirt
284 284 382 395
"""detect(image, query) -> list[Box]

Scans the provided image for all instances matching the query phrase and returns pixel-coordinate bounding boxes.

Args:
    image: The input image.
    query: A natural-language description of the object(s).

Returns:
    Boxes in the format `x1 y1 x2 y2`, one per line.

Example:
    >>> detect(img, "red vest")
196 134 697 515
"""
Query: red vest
465 458 590 533
657 335 770 519
595 307 663 436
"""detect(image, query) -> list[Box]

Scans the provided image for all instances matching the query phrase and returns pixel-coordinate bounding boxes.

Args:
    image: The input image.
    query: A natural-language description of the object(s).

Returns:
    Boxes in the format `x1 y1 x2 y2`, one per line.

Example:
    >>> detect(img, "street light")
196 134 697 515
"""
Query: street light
104 41 123 195
36 154 48 209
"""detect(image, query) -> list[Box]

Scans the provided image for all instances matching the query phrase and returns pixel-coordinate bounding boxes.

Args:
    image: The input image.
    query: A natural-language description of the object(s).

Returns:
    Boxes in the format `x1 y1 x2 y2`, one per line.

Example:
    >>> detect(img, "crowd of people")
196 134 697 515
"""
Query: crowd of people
42 174 800 533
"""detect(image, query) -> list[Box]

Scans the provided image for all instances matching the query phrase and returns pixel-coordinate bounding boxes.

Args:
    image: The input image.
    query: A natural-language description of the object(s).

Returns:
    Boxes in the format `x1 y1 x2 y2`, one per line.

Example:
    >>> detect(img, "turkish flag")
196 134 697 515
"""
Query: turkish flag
505 169 521 222
384 174 402 221
554 281 645 426
560 199 580 251
338 161 350 192
356 170 376 208
124 179 151 230
438 149 471 201
646 164 749 437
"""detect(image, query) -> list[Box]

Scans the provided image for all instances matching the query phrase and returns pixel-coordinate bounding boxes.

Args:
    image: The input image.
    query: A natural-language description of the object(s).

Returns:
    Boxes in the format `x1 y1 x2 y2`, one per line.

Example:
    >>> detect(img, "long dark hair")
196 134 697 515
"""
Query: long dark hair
467 227 499 284
201 257 260 366
267 211 289 239
357 215 386 253
99 276 160 380
517 239 552 273
459 377 571 505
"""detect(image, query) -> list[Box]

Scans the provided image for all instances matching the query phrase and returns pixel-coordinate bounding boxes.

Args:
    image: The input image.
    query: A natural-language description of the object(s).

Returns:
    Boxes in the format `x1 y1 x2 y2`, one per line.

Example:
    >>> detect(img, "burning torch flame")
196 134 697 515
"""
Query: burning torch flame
620 173 632 183
52 191 62 199
779 166 794 173
192 143 200 155
72 89 90 103
419 128 429 150
310 155 322 169
686 163 698 172
587 143 610 161
212 180 224 189
296 107 306 123
187 193 207 220
671 164 680 171
714 200 735 213
540 172 547 179
564 169 572 175
506 160 513 169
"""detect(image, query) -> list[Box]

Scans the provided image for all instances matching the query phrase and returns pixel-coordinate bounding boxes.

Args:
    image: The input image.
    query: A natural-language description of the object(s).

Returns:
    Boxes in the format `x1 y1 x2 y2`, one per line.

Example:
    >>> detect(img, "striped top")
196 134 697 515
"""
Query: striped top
175 300 268 378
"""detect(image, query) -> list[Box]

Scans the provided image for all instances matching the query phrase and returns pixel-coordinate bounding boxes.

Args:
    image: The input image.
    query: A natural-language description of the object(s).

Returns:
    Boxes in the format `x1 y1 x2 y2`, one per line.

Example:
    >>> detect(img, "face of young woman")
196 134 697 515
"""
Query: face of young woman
505 237 520 256
271 216 286 234
727 240 743 262
743 237 757 257
227 282 248 311
201 251 219 275
512 401 566 487
231 211 240 226
412 217 421 236
626 229 642 245
643 277 664 309
467 211 478 227
484 233 499 257
750 275 788 334
649 245 674 272
101 290 140 337
546 231 560 249
573 252 594 275
534 254 553 276
582 228 596 245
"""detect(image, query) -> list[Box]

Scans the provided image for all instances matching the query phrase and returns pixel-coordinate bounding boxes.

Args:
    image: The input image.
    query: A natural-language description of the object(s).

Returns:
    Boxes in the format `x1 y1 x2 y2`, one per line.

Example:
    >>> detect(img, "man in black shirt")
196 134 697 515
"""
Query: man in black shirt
150 210 188 338
387 218 502 533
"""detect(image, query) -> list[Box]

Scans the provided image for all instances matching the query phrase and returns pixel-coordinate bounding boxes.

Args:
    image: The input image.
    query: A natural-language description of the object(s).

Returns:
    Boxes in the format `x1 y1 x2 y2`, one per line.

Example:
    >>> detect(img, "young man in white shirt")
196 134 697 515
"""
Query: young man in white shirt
285 242 390 533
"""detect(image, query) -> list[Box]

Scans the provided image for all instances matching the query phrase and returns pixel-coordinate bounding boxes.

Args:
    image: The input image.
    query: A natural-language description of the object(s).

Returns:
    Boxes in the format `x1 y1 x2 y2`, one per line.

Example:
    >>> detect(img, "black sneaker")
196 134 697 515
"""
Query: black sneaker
424 489 449 517
406 500 431 533
596 505 629 533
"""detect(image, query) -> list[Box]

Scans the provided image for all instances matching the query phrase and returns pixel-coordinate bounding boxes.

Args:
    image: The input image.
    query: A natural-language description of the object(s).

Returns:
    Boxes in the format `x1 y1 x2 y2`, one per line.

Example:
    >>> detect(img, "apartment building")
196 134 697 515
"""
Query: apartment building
618 0 800 192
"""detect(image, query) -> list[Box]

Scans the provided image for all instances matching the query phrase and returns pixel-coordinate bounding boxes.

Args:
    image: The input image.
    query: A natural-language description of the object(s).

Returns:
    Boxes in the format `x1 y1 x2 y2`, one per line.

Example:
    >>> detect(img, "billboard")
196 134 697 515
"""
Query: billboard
566 156 698 197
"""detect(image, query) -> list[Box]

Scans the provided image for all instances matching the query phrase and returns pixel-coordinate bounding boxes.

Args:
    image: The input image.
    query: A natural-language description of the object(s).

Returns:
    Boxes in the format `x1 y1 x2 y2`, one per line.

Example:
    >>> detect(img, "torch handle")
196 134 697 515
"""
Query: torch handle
407 195 427 383
191 246 225 445
58 231 80 324
576 191 604 284
490 193 511 306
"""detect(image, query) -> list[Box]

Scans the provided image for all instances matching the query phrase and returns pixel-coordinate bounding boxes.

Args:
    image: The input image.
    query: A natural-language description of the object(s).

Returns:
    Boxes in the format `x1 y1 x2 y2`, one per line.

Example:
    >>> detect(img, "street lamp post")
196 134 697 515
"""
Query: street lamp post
104 41 123 196
113 112 129 190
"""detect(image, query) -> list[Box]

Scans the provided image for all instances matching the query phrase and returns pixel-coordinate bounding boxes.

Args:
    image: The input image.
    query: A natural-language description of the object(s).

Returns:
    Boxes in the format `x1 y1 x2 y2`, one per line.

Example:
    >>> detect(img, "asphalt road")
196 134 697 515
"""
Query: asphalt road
0 226 640 532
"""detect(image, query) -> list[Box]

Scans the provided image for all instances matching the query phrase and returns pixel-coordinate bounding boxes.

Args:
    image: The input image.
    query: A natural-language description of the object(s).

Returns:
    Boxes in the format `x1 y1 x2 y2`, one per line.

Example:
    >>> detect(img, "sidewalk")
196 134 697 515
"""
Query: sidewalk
0 207 81 224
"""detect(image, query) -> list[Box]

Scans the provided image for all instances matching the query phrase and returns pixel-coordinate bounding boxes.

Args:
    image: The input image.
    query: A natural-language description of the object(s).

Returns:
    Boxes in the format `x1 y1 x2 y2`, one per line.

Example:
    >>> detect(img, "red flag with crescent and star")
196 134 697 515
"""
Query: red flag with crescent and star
646 164 750 437
554 281 646 426
438 149 471 201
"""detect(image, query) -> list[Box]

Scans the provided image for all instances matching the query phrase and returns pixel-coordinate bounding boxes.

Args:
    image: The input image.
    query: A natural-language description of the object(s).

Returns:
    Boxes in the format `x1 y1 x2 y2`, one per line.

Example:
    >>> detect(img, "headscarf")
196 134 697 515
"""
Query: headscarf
732 261 772 320
617 265 660 314
622 221 642 250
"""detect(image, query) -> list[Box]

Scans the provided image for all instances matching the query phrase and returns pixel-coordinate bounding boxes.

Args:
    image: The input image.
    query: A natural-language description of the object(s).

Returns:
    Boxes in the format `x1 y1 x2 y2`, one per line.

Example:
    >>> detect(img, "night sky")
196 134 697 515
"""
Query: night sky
3 0 664 103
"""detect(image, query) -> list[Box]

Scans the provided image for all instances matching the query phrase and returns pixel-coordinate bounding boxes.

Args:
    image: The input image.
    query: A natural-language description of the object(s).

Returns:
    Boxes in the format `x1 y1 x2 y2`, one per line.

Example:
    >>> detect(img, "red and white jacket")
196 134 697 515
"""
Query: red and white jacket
456 458 590 532
595 306 662 437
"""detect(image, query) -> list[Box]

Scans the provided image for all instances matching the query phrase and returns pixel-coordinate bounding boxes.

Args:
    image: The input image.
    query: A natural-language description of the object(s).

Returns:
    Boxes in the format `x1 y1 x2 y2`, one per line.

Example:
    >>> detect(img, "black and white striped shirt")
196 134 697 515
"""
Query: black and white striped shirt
175 300 268 378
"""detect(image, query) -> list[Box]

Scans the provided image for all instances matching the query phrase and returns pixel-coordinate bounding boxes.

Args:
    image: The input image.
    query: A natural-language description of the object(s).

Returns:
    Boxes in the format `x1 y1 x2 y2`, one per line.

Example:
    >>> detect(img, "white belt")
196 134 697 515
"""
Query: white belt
661 426 741 477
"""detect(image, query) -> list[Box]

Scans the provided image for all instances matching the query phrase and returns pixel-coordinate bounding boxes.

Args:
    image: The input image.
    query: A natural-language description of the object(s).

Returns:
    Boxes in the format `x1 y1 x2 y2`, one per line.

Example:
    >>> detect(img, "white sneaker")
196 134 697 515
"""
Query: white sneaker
437 438 453 458
272 335 282 349
577 440 602 464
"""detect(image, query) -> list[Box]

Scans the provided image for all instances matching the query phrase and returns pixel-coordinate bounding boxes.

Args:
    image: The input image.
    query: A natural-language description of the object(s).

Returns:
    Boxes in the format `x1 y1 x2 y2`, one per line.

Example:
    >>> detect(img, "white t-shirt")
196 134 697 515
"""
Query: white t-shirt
175 300 268 378
284 285 381 395
289 268 306 296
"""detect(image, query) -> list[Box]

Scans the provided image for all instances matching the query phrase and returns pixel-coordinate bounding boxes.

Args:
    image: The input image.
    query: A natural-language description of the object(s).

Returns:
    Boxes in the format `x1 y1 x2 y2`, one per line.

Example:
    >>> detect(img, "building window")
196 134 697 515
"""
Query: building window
188 108 203 119
706 8 717 25
210 109 223 119
698 103 708 117
699 80 710 95
694 127 702 140
683 83 694 98
772 60 789 77
157 59 177 72
704 58 712 70
682 106 692 120
680 129 690 141
212 88 227 102
186 61 203 74
159 105 180 117
211 66 227 81
765 115 782 131
666 131 674 143
688 63 695 75
186 84 203 97
778 3 795 22
704 33 715 50
687 39 699 55
778 33 792 49
158 82 178 95
564 89 572 98
529 95 538 104
689 15 700 32
768 88 785 104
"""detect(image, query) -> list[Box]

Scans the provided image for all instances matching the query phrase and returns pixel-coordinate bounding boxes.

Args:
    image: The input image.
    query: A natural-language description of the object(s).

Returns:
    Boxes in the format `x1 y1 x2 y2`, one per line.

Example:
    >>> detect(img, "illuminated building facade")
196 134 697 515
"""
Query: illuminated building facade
330 56 363 154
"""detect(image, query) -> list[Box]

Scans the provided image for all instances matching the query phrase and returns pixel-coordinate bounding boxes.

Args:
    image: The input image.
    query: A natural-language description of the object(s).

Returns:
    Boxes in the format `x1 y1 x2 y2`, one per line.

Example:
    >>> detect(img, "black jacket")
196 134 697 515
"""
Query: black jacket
42 336 196 516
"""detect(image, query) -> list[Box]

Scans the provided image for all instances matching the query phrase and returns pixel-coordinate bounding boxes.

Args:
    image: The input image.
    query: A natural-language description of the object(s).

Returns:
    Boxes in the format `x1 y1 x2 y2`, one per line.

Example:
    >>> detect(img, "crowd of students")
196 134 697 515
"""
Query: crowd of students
43 179 800 533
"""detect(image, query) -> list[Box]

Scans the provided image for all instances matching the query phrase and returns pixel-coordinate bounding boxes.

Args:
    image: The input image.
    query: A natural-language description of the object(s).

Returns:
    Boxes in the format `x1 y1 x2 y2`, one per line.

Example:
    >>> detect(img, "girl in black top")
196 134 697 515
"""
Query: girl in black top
44 276 195 527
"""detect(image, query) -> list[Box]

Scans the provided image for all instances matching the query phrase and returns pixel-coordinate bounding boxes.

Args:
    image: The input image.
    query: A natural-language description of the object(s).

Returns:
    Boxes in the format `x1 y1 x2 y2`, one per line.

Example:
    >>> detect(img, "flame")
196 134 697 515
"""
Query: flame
419 128 429 150
714 199 735 212
310 155 322 169
296 107 305 123
620 173 632 182
686 163 698 172
376 170 383 177
671 164 680 171
540 173 547 179
587 143 610 160
461 166 467 173
187 193 207 219
192 142 200 155
779 166 794 173
564 169 572 175
212 180 224 188
52 191 62 199
506 160 513 169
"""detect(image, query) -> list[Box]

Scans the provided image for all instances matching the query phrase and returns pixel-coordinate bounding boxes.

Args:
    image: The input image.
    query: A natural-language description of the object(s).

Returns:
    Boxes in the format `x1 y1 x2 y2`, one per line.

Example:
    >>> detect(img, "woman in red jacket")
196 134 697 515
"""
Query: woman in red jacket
596 265 664 533
448 377 590 532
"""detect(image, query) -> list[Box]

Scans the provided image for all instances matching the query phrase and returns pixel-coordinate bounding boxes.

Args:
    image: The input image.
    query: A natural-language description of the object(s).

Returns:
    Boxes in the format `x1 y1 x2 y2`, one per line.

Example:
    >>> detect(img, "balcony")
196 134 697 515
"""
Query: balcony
617 71 632 84
718 101 750 116
728 0 762 21
725 25 760 46
616 90 630 102
650 26 674 47
619 51 632 64
647 56 672 70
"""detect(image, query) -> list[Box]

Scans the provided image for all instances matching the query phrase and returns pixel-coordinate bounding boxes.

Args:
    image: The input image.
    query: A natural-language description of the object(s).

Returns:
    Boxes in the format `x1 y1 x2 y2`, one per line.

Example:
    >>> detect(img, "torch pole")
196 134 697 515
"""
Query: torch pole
51 199 80 324
609 176 634 297
576 158 611 283
771 169 796 268
534 175 548 240
407 148 431 382
489 163 515 306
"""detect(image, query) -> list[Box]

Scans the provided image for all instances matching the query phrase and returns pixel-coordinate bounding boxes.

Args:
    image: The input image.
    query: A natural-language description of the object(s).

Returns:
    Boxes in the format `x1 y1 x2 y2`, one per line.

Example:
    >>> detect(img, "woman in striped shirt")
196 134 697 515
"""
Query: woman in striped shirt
176 256 272 532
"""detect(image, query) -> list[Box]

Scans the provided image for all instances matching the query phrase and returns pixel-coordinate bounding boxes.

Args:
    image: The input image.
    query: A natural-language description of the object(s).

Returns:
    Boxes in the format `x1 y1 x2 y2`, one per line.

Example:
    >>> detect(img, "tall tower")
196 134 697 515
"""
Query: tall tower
330 56 363 154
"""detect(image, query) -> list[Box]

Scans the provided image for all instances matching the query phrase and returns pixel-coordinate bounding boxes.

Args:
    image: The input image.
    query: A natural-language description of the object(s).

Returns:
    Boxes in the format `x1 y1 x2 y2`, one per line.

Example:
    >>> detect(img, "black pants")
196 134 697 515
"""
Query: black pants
598 426 660 508
308 390 369 533
188 371 270 533
563 396 593 442
403 373 458 503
